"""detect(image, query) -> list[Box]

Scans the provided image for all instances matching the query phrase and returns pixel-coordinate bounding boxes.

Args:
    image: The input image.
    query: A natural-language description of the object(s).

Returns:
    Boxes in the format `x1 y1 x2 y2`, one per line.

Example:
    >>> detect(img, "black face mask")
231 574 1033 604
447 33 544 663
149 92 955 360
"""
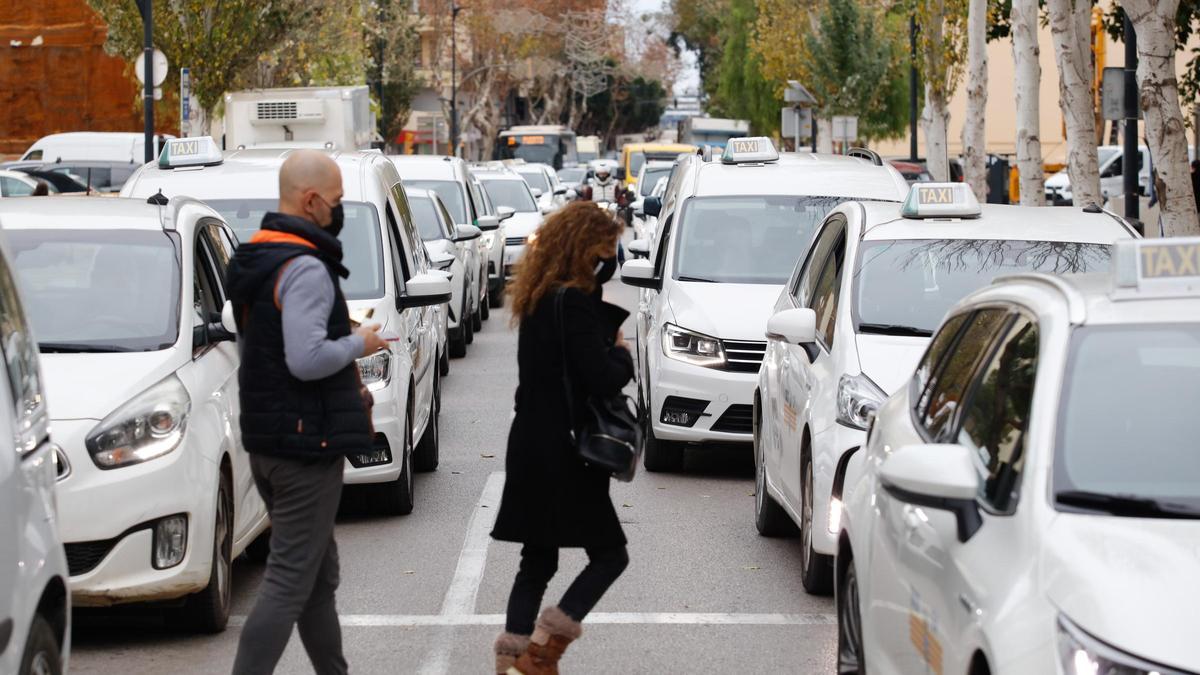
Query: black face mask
594 255 618 284
326 203 345 238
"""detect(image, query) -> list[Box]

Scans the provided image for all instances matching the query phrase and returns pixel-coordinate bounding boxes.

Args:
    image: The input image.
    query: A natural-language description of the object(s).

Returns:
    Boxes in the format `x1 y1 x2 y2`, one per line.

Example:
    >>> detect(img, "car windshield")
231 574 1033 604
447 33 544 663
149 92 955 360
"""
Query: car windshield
405 180 467 224
482 180 538 213
853 240 1112 334
7 229 181 352
1097 147 1120 167
517 171 550 193
673 196 849 284
629 152 647 176
206 199 385 300
408 196 448 241
640 167 672 196
558 168 587 183
1054 323 1200 515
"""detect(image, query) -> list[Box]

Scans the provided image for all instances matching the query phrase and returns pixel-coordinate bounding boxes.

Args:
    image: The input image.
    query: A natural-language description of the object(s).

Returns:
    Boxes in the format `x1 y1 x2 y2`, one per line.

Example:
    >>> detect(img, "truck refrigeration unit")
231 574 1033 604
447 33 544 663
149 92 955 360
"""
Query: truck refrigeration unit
221 86 378 151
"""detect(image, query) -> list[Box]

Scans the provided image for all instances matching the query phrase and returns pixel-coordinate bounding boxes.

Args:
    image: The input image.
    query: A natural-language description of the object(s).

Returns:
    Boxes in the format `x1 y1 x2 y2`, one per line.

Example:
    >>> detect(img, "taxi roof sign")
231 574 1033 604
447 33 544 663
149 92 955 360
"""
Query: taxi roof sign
158 136 223 169
720 137 779 164
1113 237 1200 297
900 182 981 219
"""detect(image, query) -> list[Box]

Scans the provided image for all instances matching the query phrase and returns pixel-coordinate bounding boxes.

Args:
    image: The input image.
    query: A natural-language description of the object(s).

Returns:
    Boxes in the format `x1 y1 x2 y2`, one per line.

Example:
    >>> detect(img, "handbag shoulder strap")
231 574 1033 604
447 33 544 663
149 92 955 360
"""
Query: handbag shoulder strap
554 286 577 441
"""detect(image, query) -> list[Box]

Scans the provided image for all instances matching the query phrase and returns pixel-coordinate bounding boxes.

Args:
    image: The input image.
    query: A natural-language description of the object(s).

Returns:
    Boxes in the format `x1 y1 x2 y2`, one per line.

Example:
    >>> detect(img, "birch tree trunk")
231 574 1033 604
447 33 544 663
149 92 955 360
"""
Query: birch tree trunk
962 0 988 200
923 83 952 181
1048 0 1103 208
1121 0 1200 235
1012 0 1046 205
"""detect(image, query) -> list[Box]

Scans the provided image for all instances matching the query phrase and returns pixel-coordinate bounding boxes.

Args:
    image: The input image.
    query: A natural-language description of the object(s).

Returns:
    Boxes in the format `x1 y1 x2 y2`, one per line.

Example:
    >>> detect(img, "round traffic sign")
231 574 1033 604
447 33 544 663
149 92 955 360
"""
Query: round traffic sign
134 49 169 87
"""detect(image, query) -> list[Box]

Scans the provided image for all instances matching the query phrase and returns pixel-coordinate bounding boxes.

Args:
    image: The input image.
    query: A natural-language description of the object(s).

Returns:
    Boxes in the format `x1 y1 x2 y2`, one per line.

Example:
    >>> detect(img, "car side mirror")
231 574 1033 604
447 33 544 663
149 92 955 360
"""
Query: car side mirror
643 196 662 218
221 300 237 334
530 188 544 199
540 204 553 215
397 272 453 309
497 206 516 222
628 238 650 259
553 185 568 195
454 224 482 241
475 215 500 231
879 443 983 543
566 188 578 200
766 308 818 361
620 258 660 290
195 310 235 350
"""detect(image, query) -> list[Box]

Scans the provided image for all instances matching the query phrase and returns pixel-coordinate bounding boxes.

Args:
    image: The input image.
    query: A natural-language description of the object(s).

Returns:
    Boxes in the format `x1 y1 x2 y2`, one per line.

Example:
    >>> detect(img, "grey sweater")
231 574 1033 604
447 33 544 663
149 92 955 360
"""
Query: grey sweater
276 256 365 381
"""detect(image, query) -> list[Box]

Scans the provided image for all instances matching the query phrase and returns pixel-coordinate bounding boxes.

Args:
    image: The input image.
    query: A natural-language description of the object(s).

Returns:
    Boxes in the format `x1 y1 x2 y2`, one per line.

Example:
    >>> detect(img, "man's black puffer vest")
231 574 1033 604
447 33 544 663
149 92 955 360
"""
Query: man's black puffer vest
225 212 372 459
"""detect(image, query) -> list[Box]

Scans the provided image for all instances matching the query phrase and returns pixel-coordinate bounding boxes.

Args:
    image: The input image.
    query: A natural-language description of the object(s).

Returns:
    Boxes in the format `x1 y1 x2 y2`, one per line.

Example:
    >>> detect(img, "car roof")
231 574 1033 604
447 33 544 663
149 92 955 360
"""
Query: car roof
475 171 524 182
389 155 465 181
626 143 696 152
123 148 388 202
0 196 173 231
689 153 909 201
857 201 1135 243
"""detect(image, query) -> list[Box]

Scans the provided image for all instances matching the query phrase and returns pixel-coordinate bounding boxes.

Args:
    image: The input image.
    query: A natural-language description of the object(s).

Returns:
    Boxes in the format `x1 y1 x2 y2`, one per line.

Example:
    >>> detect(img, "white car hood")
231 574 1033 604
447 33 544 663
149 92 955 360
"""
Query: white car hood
666 282 782 341
41 351 180 421
854 334 931 394
1041 513 1200 671
504 212 543 239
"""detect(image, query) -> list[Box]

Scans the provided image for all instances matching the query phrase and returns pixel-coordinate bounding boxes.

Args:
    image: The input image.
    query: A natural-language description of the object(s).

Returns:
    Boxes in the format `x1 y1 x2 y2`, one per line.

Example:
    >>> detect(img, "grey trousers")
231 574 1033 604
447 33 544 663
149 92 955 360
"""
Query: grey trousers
232 454 347 675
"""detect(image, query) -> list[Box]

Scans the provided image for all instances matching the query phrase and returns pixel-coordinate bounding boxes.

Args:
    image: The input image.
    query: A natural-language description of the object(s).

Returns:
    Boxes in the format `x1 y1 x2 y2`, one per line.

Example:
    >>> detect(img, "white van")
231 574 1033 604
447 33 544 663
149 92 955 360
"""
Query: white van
1044 145 1151 205
16 132 171 164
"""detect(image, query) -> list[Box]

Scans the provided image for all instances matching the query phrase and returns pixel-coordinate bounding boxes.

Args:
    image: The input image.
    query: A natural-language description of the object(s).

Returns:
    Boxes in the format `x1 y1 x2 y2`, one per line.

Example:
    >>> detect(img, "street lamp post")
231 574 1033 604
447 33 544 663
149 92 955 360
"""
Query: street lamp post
136 0 154 163
450 4 462 157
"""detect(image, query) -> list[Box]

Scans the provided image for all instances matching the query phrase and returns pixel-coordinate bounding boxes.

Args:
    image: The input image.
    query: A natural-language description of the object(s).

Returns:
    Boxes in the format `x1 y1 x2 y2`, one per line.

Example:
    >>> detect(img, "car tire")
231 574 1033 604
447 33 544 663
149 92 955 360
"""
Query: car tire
464 304 475 345
480 279 491 321
449 323 467 358
754 412 797 537
370 399 415 516
489 275 505 308
471 298 483 331
800 454 834 595
19 614 61 675
177 470 233 632
641 412 684 472
243 527 270 564
414 371 440 472
837 557 866 674
439 347 450 376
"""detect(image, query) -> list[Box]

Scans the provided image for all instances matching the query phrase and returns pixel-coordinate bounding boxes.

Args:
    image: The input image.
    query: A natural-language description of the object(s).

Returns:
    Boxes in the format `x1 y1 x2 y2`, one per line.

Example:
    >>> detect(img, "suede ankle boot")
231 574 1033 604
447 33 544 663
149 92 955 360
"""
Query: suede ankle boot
506 606 582 675
494 632 530 674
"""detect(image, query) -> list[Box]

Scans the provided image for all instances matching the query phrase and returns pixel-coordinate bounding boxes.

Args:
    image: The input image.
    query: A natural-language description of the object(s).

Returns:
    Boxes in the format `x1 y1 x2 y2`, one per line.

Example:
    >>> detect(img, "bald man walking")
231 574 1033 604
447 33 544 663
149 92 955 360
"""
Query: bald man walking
226 150 386 674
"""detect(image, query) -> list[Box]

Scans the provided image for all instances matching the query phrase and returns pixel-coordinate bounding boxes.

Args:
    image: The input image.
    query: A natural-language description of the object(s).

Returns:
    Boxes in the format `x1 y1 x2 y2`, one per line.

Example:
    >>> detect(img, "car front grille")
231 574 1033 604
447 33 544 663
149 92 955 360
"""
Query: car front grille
65 538 119 576
505 236 527 247
711 404 754 434
722 340 767 373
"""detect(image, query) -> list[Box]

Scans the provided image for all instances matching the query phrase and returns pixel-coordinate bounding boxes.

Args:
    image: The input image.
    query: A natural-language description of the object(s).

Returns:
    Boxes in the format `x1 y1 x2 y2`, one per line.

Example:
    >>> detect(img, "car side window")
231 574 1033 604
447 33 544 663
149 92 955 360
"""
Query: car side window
0 251 46 451
794 216 845 306
2 177 34 197
383 207 409 296
193 236 224 354
435 200 456 239
387 184 420 279
653 215 673 278
201 222 234 283
956 316 1038 513
912 312 971 397
809 231 846 346
918 308 1010 440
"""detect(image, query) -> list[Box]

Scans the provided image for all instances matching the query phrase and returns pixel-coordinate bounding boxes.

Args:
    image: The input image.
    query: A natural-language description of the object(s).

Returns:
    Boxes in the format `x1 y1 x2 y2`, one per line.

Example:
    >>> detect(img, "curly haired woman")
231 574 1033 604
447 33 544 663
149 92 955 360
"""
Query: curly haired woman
490 201 633 675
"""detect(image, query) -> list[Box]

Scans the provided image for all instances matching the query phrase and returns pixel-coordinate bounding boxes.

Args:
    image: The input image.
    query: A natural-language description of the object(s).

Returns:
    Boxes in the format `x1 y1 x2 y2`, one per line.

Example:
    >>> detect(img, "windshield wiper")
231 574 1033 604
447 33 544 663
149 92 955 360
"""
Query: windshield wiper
677 275 717 283
1055 490 1200 518
39 342 132 354
857 323 934 337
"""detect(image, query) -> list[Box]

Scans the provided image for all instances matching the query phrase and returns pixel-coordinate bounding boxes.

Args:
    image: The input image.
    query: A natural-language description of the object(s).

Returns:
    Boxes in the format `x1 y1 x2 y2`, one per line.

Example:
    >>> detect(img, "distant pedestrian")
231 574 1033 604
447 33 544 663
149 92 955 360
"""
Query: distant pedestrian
225 150 386 675
491 201 632 675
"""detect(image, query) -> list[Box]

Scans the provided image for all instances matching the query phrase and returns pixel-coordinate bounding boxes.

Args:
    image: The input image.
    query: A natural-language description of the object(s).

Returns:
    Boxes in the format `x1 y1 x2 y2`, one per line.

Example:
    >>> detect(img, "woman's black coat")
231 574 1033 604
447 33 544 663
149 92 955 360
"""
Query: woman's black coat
490 285 634 548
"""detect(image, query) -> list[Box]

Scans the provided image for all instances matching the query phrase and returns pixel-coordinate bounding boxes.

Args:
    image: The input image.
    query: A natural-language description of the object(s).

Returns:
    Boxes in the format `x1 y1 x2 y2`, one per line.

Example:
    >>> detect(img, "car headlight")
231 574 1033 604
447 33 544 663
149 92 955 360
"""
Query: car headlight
85 374 190 469
662 323 725 367
1057 614 1184 675
836 373 886 430
357 350 391 388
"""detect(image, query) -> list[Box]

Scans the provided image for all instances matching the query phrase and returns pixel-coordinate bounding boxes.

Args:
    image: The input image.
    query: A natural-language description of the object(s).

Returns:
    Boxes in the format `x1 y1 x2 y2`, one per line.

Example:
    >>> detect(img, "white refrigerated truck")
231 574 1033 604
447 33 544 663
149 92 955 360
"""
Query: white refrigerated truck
221 85 377 151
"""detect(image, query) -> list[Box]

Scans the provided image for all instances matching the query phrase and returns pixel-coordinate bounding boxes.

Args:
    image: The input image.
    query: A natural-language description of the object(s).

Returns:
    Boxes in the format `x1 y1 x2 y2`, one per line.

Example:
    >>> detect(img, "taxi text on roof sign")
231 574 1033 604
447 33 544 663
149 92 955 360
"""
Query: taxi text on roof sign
158 136 223 169
1114 236 1200 296
900 182 981 219
720 137 779 165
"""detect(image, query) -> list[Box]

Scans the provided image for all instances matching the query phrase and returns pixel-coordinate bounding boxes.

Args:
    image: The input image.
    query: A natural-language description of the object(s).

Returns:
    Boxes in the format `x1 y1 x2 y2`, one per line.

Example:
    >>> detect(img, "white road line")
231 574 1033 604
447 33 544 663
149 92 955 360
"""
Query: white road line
229 612 837 627
439 470 505 615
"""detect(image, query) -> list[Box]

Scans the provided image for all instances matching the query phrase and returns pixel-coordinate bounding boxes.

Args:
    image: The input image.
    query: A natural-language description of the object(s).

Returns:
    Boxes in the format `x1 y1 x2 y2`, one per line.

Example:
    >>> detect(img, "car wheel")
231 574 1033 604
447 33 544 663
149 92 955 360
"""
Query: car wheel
801 454 834 595
471 298 483 332
480 279 491 321
371 399 415 516
641 405 684 472
243 527 270 563
837 557 866 674
489 271 505 307
414 371 440 472
754 411 797 537
439 347 450 376
178 470 233 632
19 615 61 675
449 322 467 358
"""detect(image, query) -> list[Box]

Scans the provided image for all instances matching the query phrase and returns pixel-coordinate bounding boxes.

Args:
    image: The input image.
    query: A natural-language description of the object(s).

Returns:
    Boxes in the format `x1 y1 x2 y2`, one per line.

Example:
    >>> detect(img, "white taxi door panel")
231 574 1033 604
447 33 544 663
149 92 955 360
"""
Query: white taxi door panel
640 214 672 402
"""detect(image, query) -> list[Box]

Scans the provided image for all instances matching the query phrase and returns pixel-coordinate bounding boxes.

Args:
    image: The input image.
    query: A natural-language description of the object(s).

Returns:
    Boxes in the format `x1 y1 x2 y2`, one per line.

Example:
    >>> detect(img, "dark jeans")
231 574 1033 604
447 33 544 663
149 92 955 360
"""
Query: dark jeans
232 454 346 675
505 544 630 635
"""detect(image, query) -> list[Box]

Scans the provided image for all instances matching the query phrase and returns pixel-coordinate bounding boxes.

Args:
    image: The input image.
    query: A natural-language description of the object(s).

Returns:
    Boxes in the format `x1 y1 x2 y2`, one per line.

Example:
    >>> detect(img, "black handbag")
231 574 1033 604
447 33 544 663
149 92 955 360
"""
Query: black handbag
555 288 642 482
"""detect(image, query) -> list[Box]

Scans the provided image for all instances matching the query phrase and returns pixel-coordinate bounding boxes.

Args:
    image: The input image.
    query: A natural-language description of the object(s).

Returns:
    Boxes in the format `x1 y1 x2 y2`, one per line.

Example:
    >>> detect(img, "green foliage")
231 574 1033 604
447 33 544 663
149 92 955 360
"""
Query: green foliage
366 0 422 147
712 0 779 135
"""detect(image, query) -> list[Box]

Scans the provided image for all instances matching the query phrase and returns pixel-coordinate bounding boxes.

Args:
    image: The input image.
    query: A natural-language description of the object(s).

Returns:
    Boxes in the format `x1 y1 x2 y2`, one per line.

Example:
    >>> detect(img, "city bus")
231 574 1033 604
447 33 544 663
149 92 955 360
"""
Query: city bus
497 126 578 169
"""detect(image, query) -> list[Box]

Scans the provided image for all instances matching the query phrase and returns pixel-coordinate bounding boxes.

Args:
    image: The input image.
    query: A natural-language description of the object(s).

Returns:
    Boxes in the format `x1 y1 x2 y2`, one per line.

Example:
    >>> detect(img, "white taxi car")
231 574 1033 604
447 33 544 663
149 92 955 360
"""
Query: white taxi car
123 138 450 513
755 183 1138 594
513 162 571 212
620 138 908 472
0 233 70 672
407 186 482 359
476 168 542 277
0 195 268 632
835 237 1200 675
